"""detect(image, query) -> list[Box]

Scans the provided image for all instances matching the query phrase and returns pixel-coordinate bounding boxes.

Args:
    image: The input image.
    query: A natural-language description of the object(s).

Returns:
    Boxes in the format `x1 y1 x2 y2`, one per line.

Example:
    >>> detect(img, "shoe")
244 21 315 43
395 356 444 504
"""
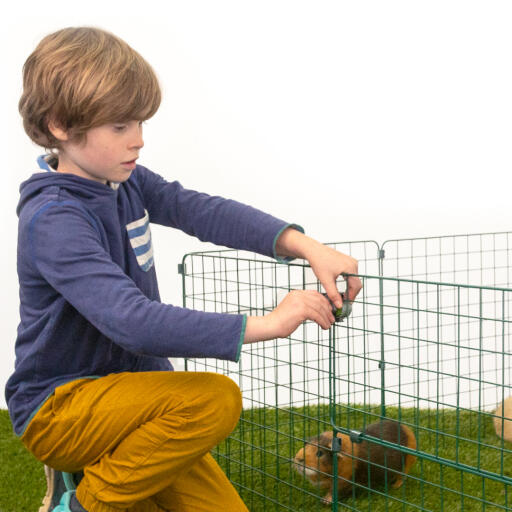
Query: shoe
39 465 84 512
69 492 88 512
53 490 87 511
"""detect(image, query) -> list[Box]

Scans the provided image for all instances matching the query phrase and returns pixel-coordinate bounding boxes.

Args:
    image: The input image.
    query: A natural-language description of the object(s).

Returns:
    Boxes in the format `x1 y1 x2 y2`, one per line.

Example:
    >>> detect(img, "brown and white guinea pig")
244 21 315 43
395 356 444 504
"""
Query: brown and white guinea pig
293 420 417 505
494 396 512 442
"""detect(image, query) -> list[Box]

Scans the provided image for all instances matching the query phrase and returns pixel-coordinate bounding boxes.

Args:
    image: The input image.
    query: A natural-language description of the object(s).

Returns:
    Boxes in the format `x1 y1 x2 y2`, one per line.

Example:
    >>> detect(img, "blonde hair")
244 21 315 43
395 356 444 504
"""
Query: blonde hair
19 27 161 149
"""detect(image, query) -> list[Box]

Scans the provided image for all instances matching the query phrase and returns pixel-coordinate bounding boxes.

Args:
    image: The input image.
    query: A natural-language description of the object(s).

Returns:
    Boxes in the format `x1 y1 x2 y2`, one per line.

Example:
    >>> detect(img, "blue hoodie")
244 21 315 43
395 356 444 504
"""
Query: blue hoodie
6 156 300 435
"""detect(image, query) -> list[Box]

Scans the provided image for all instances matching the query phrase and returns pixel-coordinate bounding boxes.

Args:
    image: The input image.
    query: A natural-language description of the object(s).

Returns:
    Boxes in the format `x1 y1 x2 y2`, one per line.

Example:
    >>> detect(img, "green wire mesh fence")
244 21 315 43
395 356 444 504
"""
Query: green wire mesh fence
180 232 512 511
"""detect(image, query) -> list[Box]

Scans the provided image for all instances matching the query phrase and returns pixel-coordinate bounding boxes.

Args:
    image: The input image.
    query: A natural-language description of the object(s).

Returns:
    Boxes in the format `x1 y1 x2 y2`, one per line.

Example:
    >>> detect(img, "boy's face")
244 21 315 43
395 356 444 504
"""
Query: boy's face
50 120 144 184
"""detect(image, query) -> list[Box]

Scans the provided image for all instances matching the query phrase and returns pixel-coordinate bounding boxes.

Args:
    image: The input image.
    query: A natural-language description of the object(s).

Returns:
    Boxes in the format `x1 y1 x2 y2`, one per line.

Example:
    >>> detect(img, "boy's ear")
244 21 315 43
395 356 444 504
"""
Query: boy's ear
47 119 69 142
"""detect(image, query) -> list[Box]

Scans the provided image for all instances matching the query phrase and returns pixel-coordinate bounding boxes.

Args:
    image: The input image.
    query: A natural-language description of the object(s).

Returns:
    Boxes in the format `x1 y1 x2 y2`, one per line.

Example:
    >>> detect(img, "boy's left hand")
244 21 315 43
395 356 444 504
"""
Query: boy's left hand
276 228 362 309
305 243 361 309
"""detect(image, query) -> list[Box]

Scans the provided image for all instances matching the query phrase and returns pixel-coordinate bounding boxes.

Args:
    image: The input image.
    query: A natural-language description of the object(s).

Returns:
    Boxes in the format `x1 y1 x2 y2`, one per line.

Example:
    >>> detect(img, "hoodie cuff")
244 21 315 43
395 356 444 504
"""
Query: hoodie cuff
272 223 305 263
234 315 247 363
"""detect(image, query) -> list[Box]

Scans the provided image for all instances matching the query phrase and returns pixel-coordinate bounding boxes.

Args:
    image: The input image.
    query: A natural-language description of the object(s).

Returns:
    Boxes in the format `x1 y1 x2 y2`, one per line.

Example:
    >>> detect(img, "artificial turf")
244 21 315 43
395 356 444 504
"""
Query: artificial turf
0 410 45 512
1 406 511 512
215 405 512 512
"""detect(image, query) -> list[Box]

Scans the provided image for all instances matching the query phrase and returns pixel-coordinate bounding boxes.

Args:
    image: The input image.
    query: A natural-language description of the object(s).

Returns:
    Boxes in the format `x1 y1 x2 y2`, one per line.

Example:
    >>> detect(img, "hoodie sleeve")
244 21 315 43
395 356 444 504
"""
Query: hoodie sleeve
134 166 303 261
28 201 245 361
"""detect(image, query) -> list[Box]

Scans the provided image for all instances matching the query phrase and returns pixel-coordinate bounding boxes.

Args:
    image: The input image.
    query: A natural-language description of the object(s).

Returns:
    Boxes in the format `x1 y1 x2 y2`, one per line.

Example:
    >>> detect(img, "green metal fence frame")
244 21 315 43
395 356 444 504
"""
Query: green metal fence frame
328 273 512 511
180 232 512 511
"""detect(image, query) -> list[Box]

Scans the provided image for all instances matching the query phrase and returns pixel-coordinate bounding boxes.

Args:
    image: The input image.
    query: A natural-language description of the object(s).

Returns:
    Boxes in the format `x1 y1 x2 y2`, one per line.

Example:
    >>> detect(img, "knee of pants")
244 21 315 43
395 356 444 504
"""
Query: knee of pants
207 374 242 439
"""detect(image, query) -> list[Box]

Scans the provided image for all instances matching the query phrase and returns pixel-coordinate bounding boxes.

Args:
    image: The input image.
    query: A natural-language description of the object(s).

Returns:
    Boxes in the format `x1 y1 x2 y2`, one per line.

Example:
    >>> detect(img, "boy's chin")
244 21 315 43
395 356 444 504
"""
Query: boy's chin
116 170 134 183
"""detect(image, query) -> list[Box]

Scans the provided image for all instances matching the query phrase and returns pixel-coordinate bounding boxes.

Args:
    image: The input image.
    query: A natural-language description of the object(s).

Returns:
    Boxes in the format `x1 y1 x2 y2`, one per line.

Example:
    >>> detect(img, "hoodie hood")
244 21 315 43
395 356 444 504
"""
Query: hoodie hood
17 156 118 217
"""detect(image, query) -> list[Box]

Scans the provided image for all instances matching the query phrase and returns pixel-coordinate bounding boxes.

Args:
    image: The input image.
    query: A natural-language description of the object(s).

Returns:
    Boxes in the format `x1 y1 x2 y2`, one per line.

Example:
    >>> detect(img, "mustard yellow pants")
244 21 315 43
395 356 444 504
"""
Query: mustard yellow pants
21 371 248 512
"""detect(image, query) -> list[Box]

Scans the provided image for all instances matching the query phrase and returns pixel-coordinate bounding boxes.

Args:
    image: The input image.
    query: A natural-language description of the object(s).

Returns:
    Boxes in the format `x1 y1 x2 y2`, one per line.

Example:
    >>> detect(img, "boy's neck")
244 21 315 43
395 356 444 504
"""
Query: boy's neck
56 153 108 185
42 154 117 189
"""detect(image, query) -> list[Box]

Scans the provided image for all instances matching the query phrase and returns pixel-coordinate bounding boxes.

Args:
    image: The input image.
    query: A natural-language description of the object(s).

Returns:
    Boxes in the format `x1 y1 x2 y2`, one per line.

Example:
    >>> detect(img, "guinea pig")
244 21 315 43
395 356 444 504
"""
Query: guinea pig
293 419 417 505
494 396 512 442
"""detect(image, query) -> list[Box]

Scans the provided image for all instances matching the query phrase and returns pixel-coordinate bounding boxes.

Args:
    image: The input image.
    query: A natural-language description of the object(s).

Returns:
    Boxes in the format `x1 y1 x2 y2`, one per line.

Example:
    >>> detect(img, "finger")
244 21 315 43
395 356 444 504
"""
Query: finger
308 307 333 330
291 290 335 329
345 276 363 302
323 280 343 309
310 292 335 328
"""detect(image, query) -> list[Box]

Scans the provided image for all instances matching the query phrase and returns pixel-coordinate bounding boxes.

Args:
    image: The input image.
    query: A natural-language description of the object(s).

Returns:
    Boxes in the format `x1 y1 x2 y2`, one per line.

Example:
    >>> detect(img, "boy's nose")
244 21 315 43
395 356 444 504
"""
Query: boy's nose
133 136 144 149
129 123 144 149
129 136 144 151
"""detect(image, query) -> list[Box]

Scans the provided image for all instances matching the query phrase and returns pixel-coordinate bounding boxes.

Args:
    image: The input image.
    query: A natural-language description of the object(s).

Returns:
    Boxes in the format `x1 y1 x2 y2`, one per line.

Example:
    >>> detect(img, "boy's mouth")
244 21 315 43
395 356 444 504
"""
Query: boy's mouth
121 158 138 168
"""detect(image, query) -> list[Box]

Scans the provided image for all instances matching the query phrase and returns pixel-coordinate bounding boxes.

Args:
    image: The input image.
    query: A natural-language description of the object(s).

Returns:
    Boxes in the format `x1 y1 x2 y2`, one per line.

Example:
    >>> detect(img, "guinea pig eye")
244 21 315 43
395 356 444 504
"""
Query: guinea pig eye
316 449 324 457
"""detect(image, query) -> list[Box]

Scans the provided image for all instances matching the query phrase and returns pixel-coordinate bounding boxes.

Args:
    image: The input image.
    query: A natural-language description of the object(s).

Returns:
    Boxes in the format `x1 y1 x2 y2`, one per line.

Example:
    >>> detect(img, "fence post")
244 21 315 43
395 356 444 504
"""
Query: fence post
379 275 387 419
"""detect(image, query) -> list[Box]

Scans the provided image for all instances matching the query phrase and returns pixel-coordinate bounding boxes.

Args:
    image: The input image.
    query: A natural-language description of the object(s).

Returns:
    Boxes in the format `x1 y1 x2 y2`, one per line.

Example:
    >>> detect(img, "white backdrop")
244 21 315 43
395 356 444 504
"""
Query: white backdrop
1 0 511 409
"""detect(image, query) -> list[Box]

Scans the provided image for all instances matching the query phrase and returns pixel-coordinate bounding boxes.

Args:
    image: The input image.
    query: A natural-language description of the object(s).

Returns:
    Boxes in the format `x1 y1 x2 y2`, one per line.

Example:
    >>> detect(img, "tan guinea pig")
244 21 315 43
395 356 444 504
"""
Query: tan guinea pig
293 420 417 505
494 396 512 442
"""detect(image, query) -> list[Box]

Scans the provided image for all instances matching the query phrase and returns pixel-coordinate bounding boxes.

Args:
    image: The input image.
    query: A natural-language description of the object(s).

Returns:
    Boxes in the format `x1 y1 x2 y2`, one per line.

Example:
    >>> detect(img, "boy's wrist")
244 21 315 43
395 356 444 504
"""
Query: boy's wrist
275 228 321 261
243 315 278 344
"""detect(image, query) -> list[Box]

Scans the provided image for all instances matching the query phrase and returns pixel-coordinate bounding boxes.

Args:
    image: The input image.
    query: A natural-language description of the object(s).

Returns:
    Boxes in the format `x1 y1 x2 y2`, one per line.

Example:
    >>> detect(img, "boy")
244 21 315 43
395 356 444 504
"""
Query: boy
6 27 361 512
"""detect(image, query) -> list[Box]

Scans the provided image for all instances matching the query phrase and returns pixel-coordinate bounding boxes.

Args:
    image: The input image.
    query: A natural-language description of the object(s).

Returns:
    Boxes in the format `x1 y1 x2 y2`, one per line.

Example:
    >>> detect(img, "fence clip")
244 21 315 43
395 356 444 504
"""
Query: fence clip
331 435 342 453
349 430 364 443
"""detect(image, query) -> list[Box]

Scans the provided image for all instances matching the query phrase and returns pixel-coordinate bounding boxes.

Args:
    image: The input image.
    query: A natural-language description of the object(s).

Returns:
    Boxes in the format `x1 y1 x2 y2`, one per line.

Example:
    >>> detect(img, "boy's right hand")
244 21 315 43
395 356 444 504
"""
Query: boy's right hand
243 290 335 343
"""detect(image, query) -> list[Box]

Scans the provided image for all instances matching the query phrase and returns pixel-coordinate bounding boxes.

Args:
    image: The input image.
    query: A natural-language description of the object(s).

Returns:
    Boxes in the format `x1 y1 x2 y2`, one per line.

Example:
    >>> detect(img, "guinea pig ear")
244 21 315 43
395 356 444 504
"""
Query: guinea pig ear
307 432 341 462
314 433 334 459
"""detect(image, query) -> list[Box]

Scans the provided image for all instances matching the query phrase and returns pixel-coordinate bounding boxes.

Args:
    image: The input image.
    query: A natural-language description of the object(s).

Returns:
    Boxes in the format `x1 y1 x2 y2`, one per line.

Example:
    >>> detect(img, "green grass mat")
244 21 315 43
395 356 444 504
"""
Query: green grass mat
0 410 45 512
215 405 512 512
2 406 511 512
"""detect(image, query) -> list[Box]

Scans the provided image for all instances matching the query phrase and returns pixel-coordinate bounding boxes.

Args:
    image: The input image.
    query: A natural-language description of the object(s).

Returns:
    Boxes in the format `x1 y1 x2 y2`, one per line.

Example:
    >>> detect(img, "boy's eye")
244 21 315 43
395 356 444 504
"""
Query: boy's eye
112 121 144 132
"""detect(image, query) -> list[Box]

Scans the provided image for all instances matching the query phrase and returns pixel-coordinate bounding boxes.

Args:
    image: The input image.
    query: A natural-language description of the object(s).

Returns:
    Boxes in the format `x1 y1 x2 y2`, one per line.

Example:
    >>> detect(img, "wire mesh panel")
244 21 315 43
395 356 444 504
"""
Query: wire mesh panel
180 234 512 511
331 275 512 511
381 232 512 287
181 242 380 511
